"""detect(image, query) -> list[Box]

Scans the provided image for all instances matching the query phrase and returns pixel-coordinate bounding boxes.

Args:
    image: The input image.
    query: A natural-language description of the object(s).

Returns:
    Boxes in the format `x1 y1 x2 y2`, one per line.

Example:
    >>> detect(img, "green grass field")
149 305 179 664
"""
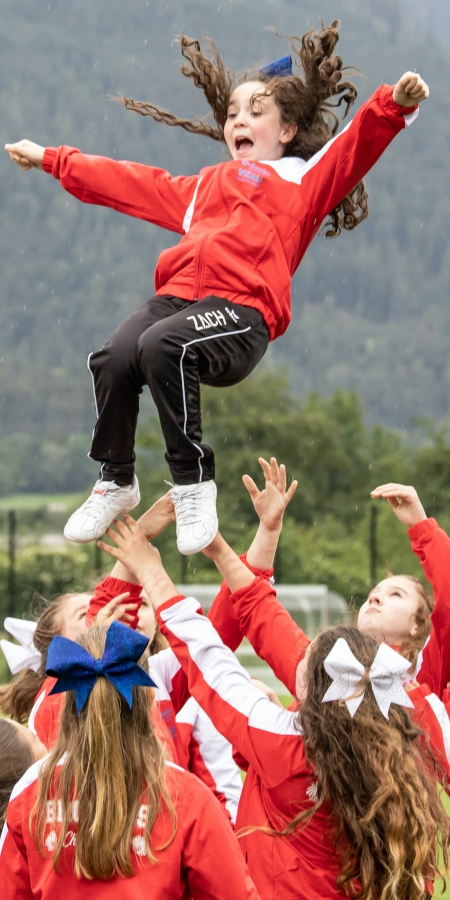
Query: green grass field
0 492 84 512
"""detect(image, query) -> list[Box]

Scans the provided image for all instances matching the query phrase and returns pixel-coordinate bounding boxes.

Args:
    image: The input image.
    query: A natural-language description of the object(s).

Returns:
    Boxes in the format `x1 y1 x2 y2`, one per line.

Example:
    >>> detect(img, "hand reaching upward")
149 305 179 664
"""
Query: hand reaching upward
242 457 298 533
392 72 429 108
370 483 427 528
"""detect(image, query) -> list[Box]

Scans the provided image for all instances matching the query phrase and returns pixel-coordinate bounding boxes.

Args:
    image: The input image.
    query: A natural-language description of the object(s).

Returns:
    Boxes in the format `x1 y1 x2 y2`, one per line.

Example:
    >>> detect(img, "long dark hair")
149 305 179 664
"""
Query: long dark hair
244 625 449 900
116 22 368 238
296 626 449 899
0 720 34 828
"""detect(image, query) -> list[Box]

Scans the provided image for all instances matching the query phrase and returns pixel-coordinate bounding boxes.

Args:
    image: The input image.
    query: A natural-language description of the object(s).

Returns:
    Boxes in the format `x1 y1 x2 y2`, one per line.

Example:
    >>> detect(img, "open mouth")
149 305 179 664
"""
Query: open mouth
235 136 254 154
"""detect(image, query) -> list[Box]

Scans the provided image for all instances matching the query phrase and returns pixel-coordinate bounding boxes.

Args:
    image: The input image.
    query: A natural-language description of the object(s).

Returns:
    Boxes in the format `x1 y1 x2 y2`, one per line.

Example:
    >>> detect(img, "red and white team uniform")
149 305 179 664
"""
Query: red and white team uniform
42 86 417 342
175 697 242 825
407 517 450 696
156 592 450 900
0 756 259 900
227 519 450 705
28 563 267 824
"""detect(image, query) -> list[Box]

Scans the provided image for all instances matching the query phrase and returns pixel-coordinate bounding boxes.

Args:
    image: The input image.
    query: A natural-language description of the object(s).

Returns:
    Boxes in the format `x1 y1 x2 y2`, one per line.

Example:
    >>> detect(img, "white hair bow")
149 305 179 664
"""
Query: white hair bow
322 637 415 719
0 617 41 675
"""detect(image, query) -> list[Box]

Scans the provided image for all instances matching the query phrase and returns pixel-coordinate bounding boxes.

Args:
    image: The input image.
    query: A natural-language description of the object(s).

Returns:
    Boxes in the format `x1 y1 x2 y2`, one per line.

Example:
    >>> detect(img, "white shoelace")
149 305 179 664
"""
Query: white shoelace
173 487 203 526
76 484 120 516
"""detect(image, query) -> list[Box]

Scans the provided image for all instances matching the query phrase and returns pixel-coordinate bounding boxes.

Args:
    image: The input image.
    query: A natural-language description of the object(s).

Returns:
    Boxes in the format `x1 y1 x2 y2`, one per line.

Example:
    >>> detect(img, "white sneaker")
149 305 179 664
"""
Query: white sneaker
171 481 218 555
63 476 140 543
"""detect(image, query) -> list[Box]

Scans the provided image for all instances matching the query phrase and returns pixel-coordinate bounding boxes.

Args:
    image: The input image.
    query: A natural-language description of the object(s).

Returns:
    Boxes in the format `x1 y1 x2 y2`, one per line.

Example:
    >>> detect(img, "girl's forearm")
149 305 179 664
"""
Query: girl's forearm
246 521 282 570
109 560 141 585
141 568 180 610
207 534 255 593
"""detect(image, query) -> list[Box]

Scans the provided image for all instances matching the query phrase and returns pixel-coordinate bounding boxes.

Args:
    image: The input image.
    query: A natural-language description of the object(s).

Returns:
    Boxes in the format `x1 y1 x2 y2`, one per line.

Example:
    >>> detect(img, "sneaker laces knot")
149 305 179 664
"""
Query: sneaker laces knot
173 487 203 525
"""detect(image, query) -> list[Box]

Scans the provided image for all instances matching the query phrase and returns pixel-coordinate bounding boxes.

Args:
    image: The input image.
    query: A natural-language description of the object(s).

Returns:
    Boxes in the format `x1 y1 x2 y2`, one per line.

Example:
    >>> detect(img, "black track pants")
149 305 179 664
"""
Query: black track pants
88 295 270 485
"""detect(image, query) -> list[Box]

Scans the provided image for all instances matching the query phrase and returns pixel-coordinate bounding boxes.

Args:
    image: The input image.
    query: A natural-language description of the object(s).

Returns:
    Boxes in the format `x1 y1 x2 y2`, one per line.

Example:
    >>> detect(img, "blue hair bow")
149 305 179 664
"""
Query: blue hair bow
259 55 293 78
46 620 157 714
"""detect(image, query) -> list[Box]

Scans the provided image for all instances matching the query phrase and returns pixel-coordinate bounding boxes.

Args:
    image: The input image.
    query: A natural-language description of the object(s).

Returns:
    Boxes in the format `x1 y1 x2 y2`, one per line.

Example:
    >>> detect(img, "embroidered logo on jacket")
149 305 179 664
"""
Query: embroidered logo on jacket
236 160 272 187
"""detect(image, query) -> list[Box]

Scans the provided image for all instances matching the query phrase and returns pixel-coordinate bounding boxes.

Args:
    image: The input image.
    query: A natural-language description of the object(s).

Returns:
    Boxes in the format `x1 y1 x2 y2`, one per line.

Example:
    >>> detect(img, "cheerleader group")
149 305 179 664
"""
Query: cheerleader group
1 15 439 899
0 456 450 900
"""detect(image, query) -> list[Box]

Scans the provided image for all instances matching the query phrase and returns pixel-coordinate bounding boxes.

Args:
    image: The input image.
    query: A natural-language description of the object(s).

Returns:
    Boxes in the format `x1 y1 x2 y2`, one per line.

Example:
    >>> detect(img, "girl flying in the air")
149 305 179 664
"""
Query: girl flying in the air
5 23 428 554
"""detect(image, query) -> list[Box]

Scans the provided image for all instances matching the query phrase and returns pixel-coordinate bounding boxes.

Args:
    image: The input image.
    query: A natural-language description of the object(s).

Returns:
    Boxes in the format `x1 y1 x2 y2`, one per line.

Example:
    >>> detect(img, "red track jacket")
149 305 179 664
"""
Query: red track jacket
157 593 450 900
27 558 266 825
0 758 258 900
226 518 450 703
42 86 418 340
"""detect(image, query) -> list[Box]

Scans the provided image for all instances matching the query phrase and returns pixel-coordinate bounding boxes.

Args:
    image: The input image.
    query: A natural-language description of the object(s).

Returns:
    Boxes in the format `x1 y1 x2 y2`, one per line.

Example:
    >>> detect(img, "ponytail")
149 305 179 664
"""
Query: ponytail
31 625 176 879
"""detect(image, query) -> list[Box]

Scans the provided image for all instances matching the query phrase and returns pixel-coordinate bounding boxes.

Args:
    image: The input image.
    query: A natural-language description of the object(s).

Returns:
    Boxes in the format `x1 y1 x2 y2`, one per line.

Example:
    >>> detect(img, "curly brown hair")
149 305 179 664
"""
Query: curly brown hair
288 626 449 900
116 22 368 238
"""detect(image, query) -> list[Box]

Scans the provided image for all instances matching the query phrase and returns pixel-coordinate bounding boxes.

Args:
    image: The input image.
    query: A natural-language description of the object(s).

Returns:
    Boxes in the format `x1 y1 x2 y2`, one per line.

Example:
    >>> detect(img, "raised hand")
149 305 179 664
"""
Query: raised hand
5 140 45 170
94 592 139 628
392 72 429 108
370 483 427 528
98 515 178 610
242 456 298 533
98 516 161 583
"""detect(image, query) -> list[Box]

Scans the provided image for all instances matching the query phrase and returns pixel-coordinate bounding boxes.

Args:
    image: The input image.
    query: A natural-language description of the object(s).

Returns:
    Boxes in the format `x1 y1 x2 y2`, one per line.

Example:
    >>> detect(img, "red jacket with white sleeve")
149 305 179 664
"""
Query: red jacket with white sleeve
0 757 258 900
28 567 256 816
408 517 450 697
175 696 242 826
42 86 417 340
157 593 450 899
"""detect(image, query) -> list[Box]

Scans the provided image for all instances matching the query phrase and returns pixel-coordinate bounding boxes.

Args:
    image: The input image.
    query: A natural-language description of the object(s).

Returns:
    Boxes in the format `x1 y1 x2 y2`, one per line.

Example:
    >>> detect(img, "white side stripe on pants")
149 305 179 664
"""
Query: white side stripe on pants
179 326 252 482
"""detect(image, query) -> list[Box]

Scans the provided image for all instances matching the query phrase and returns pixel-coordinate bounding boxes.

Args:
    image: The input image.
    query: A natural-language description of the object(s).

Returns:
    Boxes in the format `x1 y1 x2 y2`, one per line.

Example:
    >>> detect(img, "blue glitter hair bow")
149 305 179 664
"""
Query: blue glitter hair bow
46 620 157 714
259 55 293 78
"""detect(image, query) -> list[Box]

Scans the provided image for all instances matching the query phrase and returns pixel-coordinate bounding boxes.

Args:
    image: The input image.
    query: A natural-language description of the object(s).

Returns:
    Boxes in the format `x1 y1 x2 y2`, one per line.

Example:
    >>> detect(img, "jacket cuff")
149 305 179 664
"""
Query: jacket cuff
43 147 58 174
239 552 273 580
380 84 419 122
407 517 438 541
86 575 143 628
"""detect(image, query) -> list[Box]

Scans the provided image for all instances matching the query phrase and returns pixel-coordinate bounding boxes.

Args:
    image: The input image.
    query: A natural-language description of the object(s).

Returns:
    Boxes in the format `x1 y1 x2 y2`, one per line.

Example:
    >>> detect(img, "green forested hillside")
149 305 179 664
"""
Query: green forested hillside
1 0 450 492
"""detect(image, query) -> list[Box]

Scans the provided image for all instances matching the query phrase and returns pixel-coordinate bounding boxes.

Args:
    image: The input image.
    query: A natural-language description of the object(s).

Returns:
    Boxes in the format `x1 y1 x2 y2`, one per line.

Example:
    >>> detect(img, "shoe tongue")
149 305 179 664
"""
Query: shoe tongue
97 480 119 491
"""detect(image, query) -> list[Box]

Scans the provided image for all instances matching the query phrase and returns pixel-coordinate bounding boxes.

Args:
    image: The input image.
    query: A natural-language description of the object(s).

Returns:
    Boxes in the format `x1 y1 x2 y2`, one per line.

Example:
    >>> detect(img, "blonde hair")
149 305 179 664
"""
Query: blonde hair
31 625 176 879
0 592 89 723
398 575 434 670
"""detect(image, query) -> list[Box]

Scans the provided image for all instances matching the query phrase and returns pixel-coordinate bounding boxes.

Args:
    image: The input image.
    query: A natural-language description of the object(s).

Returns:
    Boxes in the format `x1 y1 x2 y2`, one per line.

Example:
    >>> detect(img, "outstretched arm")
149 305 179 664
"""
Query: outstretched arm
298 72 428 244
87 492 176 626
204 533 309 698
371 482 450 698
207 457 297 650
99 517 305 783
5 139 200 233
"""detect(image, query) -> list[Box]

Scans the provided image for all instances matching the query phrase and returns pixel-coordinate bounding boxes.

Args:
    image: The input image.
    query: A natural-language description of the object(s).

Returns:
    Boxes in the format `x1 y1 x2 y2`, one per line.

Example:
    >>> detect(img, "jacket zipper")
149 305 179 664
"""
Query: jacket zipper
194 164 228 301
193 233 209 302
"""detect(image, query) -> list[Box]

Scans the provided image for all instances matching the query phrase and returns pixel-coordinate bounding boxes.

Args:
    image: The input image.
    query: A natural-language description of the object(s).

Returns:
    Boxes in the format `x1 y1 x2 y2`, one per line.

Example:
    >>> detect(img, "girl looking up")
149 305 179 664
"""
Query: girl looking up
95 521 450 900
5 23 428 555
203 469 449 707
0 621 259 899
